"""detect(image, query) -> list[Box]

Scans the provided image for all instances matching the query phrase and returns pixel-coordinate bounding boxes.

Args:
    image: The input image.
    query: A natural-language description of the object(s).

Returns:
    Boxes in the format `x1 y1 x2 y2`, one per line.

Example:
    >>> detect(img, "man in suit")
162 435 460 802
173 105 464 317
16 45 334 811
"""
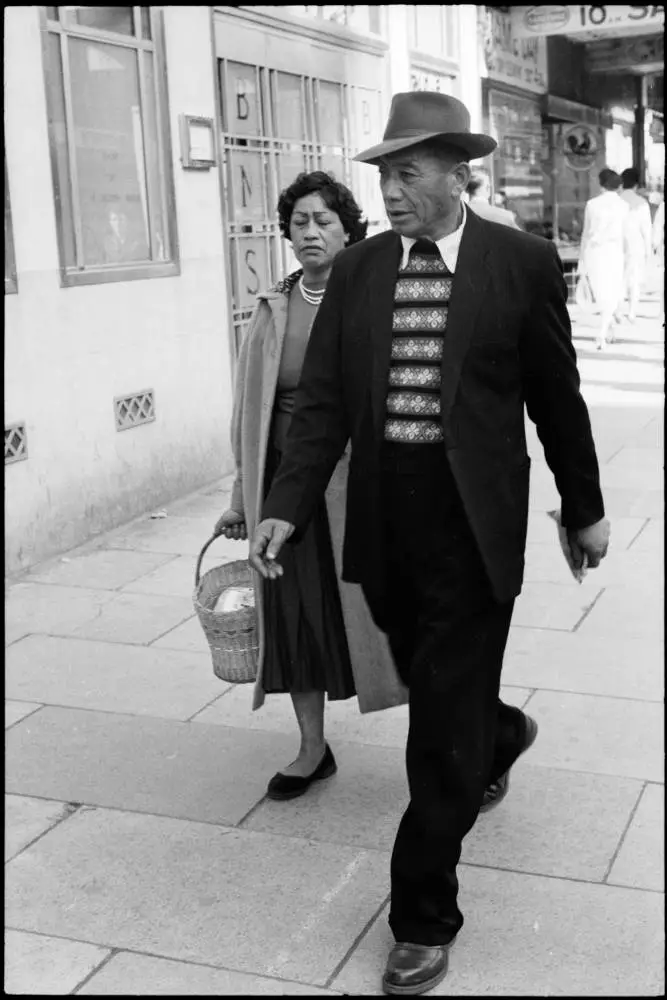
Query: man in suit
249 93 609 995
466 169 520 228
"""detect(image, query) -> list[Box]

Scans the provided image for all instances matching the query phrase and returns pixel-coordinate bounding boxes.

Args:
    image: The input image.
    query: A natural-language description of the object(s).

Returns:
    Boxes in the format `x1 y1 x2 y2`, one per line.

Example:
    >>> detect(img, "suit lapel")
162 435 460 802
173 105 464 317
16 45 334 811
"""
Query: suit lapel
440 211 490 429
367 233 402 438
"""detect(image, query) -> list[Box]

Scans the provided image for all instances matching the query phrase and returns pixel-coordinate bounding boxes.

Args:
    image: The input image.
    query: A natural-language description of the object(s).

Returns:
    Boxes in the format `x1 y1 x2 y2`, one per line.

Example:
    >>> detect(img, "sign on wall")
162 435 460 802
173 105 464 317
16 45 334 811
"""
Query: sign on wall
410 67 457 95
482 7 548 94
512 5 664 39
586 32 664 73
562 123 601 171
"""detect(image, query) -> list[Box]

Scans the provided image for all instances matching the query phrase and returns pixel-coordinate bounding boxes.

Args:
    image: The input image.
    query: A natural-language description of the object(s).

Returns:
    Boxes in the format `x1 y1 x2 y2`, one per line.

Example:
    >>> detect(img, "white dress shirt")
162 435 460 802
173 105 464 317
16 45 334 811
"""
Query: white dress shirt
399 201 468 272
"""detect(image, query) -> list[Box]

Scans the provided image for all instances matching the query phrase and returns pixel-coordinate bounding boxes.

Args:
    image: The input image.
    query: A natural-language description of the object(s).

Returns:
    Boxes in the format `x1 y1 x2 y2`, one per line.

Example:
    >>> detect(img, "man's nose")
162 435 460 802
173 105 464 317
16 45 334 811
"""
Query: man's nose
381 177 402 203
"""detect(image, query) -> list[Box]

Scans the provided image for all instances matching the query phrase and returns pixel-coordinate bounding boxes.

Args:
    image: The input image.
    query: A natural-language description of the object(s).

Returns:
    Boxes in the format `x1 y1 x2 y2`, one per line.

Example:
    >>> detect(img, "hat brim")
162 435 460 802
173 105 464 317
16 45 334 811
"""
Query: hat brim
354 131 497 164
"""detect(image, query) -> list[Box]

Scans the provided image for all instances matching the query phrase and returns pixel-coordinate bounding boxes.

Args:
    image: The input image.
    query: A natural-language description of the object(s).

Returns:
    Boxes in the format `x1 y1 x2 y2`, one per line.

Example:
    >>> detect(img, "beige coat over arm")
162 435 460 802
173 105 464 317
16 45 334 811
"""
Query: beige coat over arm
228 277 408 714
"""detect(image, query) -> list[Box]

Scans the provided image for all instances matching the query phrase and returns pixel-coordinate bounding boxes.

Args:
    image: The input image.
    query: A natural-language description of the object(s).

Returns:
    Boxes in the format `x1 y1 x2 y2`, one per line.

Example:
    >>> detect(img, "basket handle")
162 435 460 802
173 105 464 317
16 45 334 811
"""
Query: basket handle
195 531 224 588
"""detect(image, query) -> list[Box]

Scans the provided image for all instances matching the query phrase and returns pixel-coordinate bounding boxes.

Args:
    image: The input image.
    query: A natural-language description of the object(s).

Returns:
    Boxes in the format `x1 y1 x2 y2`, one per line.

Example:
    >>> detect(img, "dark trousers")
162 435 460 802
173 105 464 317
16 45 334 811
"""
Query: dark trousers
378 444 527 946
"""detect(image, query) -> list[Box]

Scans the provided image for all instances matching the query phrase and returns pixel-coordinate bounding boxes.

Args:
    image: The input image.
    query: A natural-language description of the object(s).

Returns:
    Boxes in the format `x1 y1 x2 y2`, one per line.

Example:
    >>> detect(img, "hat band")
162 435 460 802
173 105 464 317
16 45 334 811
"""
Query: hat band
384 126 470 139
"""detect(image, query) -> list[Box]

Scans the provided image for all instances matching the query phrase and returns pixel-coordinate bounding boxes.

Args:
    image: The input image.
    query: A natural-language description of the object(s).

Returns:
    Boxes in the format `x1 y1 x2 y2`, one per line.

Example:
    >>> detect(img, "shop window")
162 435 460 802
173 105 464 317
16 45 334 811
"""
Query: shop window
5 153 17 294
42 6 177 286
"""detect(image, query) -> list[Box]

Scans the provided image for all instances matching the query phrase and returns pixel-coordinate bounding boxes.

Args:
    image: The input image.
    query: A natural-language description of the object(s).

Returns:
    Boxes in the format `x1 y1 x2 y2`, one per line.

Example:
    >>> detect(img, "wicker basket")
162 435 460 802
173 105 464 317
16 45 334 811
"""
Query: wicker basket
193 534 258 684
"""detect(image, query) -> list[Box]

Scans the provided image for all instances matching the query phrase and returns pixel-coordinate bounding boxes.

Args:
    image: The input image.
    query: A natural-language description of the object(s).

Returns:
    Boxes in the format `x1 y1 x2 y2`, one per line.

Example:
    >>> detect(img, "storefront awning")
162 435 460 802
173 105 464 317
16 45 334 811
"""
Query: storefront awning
542 93 613 129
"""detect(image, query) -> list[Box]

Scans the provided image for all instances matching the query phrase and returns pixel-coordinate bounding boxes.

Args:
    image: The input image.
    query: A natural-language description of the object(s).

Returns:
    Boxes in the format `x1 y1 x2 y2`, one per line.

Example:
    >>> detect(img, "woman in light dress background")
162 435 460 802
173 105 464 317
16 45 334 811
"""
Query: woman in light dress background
579 167 630 351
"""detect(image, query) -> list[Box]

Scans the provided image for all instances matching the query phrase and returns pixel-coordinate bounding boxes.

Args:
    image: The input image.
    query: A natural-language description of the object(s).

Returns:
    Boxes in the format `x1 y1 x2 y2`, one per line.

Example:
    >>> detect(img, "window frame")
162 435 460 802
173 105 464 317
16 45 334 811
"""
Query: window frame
5 151 18 294
40 6 179 288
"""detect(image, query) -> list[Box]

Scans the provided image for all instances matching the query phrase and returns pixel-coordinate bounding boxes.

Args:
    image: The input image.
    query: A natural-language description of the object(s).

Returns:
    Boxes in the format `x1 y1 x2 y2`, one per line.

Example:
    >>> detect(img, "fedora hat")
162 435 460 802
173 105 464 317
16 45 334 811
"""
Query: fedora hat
354 92 497 164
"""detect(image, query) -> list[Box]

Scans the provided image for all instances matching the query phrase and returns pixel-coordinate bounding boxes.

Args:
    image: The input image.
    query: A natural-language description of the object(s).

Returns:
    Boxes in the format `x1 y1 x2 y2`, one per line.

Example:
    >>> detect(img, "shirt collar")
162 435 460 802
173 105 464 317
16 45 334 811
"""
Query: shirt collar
400 201 467 272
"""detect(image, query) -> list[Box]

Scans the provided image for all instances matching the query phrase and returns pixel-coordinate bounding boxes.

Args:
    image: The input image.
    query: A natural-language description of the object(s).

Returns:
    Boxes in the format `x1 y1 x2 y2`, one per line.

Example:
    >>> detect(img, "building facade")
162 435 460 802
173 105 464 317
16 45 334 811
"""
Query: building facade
4 5 485 572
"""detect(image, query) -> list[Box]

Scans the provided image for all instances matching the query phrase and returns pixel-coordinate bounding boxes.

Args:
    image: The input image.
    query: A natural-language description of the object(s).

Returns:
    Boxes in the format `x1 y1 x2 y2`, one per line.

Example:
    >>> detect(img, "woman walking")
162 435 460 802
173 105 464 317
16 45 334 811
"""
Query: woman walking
215 171 406 799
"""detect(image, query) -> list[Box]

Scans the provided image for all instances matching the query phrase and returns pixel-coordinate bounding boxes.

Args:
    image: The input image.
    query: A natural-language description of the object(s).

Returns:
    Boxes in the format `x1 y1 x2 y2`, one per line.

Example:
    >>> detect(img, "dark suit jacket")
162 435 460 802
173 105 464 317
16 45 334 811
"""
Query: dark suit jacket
263 209 604 615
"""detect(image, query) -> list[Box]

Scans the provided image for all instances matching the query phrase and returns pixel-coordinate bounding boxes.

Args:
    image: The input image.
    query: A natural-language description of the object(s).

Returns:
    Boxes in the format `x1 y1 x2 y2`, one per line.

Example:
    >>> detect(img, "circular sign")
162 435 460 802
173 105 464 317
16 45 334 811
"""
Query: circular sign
562 124 599 171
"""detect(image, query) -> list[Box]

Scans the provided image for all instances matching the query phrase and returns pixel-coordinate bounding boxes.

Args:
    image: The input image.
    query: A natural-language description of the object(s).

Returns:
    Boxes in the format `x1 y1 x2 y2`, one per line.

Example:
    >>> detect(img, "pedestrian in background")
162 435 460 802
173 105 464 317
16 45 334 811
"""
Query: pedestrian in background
579 167 629 351
620 167 653 324
249 92 609 995
215 171 406 801
466 170 520 228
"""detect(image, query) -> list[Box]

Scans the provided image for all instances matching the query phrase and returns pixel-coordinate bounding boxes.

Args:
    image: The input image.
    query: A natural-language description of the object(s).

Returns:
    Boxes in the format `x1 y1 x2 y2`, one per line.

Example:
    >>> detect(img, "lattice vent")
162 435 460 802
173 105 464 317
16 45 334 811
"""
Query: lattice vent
5 423 28 464
114 390 156 431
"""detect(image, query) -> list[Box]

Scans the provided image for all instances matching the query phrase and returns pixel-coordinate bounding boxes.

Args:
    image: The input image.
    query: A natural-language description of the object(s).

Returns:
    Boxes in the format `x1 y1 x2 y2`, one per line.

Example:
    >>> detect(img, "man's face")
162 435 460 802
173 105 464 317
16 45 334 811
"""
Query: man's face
377 146 470 240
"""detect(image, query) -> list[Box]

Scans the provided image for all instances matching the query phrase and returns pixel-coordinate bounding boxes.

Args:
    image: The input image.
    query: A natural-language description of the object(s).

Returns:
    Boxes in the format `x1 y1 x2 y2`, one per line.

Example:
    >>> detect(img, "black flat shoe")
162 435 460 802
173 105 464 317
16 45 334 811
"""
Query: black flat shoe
382 942 451 995
266 744 337 801
480 714 539 813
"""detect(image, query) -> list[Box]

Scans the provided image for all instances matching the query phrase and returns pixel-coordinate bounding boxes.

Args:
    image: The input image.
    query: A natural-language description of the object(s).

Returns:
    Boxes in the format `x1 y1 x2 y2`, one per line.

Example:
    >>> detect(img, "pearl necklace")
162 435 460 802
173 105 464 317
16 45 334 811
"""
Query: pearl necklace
298 275 325 306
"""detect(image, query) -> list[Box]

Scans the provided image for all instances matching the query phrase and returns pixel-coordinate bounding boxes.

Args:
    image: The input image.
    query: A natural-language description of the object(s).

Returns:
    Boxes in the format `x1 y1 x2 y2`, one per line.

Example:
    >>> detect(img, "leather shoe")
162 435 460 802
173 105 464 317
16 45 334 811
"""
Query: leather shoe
382 942 450 995
266 744 336 801
480 714 539 813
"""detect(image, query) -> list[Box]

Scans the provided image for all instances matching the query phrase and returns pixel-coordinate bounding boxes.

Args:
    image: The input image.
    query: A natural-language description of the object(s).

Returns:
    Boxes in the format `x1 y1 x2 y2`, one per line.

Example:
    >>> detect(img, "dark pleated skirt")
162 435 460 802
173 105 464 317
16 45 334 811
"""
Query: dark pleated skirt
261 437 356 699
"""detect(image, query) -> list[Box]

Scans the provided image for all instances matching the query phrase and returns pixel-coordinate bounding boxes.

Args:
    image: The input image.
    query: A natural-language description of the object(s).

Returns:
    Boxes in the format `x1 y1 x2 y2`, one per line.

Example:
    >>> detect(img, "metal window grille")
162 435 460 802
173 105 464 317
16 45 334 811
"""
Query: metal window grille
218 57 386 354
114 389 155 431
5 423 28 464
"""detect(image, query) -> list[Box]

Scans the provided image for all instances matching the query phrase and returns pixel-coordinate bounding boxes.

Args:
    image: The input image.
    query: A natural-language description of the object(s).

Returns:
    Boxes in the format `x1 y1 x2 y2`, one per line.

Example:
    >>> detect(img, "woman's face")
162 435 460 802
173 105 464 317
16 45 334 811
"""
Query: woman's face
289 193 349 271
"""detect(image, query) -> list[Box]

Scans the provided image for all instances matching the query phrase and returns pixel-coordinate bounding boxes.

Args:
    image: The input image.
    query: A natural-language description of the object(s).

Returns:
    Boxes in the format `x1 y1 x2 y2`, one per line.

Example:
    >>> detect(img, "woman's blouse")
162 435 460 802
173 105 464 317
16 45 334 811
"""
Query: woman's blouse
272 284 318 449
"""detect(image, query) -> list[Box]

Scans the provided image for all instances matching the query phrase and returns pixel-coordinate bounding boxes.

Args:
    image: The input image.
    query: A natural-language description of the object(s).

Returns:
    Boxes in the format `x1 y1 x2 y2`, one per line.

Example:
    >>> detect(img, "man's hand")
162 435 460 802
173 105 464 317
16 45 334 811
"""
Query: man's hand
249 519 295 579
213 509 247 541
568 517 610 570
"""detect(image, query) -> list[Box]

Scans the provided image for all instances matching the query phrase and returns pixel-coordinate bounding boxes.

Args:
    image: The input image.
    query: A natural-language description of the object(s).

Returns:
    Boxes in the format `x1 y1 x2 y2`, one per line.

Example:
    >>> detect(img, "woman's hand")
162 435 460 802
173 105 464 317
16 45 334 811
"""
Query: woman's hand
214 509 248 541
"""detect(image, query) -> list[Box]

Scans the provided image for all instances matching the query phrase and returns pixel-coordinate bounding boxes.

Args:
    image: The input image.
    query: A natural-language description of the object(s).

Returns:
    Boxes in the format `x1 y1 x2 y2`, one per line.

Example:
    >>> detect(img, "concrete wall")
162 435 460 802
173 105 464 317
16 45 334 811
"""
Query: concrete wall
4 7 234 572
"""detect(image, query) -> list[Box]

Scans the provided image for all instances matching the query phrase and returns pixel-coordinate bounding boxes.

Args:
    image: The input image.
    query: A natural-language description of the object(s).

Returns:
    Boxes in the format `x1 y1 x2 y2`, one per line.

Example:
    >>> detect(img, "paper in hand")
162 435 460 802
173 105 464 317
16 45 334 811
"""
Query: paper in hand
547 510 588 584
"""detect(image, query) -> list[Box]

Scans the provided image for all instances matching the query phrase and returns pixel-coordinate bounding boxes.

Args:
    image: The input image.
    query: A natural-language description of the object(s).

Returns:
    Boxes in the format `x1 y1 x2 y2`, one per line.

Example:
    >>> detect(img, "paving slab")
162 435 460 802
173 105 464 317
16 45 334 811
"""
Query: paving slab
604 447 663 489
244 743 641 884
5 806 390 987
101 516 248 559
78 952 342 995
66 592 195 645
597 486 664 519
628 417 664 449
5 795 77 862
21 549 175 591
523 691 663 781
525 513 645 549
511 581 602 631
5 707 297 825
4 929 110 996
191 683 532 745
600 458 664 491
330 868 664 996
5 583 115 646
575 583 663 640
151 613 210 653
5 700 42 729
628 516 664 551
461 767 641 882
503 628 663 702
607 783 664 892
243 742 406 851
121 553 230 598
5 635 228 720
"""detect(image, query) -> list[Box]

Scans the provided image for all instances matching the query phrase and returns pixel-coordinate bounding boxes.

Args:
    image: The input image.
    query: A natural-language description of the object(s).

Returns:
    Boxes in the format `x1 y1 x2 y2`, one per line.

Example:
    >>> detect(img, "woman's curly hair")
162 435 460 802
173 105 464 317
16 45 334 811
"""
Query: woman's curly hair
277 171 368 245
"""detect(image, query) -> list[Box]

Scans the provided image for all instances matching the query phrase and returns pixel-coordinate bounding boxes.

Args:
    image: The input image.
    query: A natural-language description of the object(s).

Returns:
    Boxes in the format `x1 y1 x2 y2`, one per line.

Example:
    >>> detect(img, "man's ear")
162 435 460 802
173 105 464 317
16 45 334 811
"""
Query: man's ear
343 233 350 244
452 162 472 198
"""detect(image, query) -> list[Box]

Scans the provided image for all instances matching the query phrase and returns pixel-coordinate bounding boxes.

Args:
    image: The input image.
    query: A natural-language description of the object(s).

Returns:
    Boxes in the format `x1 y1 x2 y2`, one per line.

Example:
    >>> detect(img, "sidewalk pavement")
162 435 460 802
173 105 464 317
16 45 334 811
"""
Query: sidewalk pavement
5 290 664 996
